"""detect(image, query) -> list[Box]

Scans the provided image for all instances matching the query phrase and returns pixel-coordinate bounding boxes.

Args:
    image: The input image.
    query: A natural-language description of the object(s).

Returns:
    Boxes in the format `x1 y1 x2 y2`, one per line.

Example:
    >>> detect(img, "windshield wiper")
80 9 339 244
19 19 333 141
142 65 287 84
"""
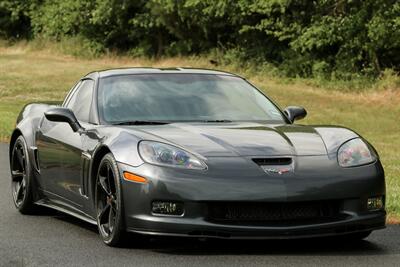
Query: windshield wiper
113 120 232 125
202 119 233 123
112 120 169 125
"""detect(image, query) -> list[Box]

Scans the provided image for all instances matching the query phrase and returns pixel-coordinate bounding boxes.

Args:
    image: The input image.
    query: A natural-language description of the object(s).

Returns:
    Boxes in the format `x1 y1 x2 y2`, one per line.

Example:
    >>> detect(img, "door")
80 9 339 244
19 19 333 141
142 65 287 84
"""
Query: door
36 79 94 208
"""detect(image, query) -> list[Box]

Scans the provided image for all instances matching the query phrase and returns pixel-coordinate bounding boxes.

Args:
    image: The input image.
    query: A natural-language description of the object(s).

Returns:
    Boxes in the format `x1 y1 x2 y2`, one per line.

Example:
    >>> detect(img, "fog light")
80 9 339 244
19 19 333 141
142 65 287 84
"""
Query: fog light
152 201 184 216
367 196 384 211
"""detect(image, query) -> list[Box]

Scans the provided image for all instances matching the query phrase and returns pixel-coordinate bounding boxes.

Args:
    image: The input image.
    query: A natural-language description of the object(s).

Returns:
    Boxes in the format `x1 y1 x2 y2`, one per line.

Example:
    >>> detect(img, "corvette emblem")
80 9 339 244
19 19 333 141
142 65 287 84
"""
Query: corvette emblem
262 167 291 175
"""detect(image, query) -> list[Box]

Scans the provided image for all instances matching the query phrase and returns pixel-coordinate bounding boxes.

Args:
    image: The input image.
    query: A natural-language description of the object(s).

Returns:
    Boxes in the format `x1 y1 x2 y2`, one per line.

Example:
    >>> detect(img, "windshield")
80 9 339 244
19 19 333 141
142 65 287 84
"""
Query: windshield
98 74 286 124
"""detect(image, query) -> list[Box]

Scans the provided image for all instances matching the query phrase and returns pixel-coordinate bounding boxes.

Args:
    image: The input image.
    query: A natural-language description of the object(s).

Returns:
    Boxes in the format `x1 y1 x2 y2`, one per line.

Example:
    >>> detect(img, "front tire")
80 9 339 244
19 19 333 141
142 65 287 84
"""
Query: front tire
10 135 36 214
95 153 125 246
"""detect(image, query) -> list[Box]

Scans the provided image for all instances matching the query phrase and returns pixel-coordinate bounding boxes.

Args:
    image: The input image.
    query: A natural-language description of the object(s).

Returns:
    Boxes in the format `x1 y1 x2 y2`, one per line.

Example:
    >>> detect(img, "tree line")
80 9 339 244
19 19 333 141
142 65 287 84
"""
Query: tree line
1 0 399 79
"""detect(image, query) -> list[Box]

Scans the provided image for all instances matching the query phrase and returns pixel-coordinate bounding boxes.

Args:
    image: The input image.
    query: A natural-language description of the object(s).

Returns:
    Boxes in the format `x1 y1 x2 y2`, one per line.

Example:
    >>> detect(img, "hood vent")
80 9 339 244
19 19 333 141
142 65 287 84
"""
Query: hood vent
252 157 292 166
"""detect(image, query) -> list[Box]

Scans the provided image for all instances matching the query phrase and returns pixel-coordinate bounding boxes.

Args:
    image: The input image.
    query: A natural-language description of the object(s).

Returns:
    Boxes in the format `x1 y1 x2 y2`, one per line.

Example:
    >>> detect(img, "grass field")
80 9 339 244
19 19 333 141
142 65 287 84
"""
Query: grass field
0 43 399 222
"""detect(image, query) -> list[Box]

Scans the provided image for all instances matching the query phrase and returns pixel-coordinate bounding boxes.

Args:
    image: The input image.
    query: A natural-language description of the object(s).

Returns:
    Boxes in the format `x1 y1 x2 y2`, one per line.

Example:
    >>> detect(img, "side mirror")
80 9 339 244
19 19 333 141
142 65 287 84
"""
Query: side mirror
284 106 307 123
44 107 83 132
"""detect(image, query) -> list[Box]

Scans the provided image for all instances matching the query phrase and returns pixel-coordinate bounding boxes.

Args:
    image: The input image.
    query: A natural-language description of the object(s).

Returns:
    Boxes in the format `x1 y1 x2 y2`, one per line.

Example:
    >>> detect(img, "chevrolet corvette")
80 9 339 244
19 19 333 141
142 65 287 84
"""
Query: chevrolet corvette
9 68 385 246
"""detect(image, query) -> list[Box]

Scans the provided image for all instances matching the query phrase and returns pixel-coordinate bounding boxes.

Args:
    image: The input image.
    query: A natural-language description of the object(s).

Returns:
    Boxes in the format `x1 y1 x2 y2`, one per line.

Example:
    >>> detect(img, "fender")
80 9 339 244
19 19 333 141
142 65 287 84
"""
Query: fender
314 126 360 154
89 131 144 169
10 103 60 164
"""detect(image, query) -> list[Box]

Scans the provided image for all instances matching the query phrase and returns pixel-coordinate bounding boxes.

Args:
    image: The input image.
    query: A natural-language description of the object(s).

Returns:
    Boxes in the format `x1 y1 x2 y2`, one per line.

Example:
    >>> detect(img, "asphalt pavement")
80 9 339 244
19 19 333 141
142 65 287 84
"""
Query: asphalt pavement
0 143 399 266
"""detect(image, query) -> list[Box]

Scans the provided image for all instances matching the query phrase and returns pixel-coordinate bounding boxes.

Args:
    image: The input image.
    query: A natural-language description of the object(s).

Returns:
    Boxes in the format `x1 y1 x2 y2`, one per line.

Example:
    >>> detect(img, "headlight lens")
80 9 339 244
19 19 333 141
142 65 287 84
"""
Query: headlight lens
138 141 207 170
337 138 375 167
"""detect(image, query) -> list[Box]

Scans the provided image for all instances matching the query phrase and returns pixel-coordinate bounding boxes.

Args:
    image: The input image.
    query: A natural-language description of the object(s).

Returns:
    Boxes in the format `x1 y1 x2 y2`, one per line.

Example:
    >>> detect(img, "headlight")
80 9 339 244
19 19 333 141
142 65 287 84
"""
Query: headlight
138 141 207 170
337 138 375 167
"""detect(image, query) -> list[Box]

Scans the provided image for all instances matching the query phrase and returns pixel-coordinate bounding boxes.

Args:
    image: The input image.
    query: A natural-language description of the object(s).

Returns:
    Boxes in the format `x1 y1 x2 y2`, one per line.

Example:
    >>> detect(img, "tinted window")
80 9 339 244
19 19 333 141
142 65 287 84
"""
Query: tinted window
67 79 94 122
63 81 81 106
98 74 285 123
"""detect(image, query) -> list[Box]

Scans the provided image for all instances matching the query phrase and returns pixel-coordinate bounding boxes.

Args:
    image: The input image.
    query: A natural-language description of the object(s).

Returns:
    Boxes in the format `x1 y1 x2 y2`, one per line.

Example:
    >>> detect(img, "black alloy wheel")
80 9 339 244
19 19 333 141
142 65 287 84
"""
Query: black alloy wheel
10 135 36 213
95 153 125 246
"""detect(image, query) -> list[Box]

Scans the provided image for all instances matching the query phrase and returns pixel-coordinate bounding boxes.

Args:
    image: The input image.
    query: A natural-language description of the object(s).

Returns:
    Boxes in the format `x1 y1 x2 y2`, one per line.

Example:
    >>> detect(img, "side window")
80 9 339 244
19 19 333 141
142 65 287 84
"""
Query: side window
63 81 81 106
66 80 94 122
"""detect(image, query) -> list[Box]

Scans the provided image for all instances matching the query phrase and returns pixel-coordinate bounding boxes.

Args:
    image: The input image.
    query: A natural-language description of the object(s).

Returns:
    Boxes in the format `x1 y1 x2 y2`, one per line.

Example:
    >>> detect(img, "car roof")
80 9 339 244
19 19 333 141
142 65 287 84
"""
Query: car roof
86 67 239 79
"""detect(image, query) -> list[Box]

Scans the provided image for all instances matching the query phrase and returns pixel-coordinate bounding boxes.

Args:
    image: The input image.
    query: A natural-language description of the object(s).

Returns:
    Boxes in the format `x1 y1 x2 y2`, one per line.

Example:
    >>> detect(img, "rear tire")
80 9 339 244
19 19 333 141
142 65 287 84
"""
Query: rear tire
10 135 37 214
95 153 126 246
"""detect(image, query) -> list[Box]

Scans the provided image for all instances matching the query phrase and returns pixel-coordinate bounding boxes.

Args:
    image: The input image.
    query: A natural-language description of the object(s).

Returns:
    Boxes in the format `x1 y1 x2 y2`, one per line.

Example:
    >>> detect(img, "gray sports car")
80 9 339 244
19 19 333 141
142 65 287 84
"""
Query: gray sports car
9 68 385 246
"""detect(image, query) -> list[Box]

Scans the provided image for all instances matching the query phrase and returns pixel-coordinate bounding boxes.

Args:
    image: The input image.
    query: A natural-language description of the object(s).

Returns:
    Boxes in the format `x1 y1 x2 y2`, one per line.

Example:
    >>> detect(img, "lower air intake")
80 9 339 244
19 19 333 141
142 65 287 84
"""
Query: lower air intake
207 201 342 226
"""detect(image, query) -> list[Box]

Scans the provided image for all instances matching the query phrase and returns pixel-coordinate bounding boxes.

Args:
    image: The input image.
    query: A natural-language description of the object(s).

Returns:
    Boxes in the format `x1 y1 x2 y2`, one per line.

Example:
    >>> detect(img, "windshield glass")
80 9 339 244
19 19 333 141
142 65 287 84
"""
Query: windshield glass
98 74 286 123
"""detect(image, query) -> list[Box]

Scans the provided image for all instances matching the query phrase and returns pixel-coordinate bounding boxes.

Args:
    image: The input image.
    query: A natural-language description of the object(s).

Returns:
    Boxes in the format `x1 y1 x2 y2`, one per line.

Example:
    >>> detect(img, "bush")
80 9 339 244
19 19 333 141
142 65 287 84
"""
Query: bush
0 0 399 81
0 0 31 39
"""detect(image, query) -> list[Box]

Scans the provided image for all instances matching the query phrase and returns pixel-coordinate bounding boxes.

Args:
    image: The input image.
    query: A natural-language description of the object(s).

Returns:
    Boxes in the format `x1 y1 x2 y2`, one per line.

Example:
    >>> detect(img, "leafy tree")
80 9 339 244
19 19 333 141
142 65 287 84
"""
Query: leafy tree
0 0 398 78
0 0 33 38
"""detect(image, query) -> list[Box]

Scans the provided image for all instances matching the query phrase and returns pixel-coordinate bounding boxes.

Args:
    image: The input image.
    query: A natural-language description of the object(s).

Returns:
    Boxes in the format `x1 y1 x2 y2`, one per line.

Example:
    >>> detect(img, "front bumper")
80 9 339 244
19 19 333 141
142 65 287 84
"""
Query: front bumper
126 211 385 239
118 155 386 239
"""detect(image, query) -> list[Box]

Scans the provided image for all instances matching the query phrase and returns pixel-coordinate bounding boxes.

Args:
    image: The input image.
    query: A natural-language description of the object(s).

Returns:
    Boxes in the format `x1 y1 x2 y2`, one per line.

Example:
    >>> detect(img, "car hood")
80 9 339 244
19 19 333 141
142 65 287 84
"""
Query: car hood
123 122 358 157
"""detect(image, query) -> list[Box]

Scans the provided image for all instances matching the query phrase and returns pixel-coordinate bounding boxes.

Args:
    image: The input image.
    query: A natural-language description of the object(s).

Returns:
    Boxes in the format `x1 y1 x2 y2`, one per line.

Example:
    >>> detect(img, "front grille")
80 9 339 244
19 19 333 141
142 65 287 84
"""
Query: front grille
252 158 292 165
207 201 343 226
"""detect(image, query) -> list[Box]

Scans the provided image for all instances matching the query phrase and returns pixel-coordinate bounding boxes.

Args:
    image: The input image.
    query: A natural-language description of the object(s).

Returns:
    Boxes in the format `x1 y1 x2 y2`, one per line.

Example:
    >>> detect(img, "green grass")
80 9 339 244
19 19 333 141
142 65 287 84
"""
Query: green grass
0 42 399 221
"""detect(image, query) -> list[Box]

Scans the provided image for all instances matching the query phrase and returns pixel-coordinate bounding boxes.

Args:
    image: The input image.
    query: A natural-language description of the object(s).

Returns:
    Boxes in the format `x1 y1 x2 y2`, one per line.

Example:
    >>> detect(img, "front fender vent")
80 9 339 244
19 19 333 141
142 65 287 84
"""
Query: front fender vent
252 157 292 166
30 146 40 172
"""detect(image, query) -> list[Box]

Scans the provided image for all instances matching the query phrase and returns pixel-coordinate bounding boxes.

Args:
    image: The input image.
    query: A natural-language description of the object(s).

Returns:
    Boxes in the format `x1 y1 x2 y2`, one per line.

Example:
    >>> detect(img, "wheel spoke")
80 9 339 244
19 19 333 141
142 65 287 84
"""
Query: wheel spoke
98 203 111 225
11 170 24 181
98 175 111 195
15 147 25 170
14 183 20 197
109 208 115 232
15 181 24 201
110 198 117 212
106 164 113 193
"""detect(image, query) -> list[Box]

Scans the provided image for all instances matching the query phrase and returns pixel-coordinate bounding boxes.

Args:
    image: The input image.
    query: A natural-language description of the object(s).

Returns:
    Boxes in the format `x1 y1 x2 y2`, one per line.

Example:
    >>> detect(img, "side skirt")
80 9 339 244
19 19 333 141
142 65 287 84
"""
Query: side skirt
35 199 97 225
